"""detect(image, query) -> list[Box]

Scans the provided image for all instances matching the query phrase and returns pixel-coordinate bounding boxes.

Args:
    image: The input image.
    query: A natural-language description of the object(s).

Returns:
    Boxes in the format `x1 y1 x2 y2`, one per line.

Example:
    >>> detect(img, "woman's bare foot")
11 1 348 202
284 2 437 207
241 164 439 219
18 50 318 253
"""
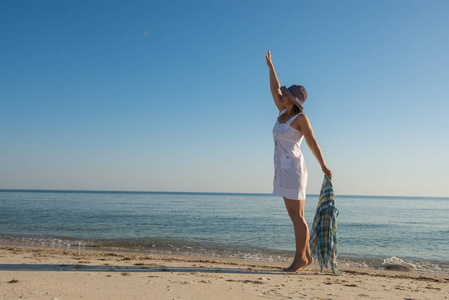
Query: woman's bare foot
283 257 314 272
304 257 314 268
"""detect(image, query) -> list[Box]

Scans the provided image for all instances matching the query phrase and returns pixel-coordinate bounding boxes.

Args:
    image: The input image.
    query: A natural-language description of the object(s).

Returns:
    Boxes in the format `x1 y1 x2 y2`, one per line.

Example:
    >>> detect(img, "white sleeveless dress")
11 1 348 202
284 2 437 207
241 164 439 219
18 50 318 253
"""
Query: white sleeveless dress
272 108 308 200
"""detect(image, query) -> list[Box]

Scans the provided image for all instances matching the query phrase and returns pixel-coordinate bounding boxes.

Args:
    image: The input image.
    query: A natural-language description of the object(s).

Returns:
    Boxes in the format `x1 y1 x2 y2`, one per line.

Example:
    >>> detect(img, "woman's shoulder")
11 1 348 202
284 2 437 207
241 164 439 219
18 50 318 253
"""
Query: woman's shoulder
296 113 309 121
291 113 311 129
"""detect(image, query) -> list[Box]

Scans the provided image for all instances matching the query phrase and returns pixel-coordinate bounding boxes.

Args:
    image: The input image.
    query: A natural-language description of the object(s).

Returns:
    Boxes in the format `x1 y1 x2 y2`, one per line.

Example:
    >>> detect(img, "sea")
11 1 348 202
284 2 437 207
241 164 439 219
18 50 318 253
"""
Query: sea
0 190 448 275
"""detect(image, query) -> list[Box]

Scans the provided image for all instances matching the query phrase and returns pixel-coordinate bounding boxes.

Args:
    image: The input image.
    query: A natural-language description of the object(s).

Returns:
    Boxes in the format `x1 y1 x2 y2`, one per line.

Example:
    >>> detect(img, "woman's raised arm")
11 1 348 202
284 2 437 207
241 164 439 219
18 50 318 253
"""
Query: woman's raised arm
266 50 284 111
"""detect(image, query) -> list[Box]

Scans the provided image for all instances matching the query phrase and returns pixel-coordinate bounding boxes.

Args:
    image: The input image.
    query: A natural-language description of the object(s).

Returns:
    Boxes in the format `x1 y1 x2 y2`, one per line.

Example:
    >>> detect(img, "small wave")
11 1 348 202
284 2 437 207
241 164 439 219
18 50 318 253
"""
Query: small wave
375 256 449 275
0 235 88 249
381 256 416 271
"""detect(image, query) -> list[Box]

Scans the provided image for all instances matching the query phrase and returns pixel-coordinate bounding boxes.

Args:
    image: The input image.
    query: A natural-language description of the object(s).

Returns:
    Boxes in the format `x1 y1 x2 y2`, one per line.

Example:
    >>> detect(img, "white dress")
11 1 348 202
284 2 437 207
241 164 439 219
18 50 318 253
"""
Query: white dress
273 108 308 200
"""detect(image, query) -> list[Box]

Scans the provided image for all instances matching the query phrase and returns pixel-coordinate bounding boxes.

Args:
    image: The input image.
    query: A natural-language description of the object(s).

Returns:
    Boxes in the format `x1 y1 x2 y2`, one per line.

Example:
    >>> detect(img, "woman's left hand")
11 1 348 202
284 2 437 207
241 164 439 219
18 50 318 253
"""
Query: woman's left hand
322 165 332 179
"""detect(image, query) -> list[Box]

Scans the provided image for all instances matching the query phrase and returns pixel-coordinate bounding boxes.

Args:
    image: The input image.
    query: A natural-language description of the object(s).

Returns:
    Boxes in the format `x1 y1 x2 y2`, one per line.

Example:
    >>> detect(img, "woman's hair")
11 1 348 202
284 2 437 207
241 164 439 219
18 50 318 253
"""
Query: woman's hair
292 104 301 114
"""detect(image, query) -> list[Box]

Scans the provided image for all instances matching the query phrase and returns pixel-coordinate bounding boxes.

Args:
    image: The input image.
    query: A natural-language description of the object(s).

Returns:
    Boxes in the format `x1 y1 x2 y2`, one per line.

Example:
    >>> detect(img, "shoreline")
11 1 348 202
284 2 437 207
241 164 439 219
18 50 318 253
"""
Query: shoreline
1 244 448 299
2 236 448 276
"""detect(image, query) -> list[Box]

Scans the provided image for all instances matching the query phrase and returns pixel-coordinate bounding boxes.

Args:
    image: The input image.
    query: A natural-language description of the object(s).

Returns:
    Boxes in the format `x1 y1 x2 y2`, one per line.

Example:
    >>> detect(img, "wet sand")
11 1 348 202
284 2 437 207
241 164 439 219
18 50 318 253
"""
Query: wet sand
1 245 448 299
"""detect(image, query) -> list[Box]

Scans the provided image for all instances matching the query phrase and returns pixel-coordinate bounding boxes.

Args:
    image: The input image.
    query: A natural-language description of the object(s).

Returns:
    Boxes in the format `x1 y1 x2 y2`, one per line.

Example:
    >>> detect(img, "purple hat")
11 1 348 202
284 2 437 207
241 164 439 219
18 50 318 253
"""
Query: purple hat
280 85 308 112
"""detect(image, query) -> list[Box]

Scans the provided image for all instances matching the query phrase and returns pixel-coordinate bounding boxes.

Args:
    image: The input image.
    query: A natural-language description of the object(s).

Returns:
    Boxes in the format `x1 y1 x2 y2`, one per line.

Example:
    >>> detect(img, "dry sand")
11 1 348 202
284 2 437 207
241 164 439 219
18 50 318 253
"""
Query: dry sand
1 245 448 299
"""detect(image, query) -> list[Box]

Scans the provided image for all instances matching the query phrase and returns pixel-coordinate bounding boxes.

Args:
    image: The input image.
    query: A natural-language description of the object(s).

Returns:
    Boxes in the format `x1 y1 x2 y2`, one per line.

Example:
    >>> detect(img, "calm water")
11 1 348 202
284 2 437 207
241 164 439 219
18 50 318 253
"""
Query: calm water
1 190 448 274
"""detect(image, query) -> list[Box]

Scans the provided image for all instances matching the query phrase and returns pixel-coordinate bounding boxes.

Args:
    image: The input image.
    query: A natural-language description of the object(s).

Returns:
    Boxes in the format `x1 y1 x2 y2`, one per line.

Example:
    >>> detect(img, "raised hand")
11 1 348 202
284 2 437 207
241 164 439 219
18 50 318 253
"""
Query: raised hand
266 50 273 67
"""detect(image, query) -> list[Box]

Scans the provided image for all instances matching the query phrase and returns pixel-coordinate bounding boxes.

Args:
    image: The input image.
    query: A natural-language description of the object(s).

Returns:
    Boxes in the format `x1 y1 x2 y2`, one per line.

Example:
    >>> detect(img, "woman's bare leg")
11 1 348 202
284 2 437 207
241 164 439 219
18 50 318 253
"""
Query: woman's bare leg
283 198 313 272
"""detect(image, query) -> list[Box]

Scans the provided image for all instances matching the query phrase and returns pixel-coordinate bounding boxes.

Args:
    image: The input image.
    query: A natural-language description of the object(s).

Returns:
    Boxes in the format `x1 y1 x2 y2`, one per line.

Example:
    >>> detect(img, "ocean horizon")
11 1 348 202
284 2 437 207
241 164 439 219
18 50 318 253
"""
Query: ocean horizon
2 188 448 199
1 189 448 275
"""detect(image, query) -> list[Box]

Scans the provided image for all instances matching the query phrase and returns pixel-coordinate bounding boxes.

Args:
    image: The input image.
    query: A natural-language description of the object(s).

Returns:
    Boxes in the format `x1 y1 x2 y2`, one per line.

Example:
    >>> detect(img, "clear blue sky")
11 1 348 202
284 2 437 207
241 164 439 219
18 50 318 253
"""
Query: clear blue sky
1 0 448 197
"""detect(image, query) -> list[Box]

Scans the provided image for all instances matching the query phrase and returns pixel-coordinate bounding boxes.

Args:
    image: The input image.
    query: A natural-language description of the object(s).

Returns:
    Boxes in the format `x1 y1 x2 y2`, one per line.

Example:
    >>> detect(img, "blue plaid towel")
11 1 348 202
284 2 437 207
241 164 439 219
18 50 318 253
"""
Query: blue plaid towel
309 176 339 275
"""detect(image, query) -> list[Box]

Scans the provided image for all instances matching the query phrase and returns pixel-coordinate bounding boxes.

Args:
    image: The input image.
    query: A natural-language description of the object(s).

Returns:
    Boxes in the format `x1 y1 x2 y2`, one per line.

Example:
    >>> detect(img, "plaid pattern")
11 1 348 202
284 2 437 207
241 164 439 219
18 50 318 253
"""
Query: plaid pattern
309 176 339 275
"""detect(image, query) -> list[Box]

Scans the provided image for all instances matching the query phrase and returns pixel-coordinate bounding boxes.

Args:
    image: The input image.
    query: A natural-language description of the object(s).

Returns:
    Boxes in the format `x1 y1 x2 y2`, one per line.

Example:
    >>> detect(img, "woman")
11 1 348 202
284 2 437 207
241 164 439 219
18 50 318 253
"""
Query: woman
266 50 332 272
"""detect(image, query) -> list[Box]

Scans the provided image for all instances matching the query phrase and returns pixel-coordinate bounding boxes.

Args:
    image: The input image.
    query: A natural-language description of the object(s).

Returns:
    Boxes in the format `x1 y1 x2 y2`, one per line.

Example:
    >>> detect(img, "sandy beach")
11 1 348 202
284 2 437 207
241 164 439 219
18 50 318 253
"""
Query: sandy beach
0 245 448 299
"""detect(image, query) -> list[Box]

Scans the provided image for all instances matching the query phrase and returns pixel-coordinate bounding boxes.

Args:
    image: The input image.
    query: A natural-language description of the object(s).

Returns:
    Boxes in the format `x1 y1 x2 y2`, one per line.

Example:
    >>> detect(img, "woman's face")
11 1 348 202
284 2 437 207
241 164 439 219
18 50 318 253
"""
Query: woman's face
280 90 293 106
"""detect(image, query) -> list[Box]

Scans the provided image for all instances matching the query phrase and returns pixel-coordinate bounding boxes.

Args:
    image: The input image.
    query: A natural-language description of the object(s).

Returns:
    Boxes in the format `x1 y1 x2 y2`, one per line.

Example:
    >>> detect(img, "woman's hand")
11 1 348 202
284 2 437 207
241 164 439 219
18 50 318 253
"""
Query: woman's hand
266 50 273 67
322 165 332 179
266 49 283 111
